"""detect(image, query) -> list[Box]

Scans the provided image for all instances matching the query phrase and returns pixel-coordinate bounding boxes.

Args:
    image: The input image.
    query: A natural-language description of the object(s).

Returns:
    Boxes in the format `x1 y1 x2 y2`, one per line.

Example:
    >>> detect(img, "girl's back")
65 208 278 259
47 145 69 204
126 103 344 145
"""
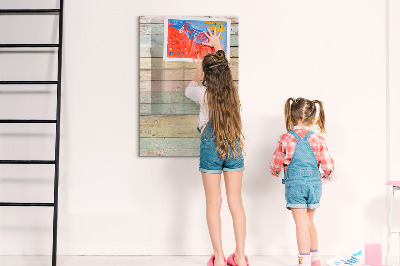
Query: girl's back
270 126 334 179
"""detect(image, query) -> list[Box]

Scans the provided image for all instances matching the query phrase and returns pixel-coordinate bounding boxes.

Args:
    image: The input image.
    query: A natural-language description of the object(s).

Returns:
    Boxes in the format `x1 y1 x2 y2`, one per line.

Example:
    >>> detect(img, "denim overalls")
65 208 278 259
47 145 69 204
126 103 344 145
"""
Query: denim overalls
198 124 245 174
283 130 322 210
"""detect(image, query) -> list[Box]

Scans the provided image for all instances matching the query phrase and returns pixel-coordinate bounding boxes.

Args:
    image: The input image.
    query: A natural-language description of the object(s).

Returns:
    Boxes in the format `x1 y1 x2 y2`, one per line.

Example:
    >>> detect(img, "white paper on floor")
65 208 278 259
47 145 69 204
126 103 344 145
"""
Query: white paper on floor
326 249 364 266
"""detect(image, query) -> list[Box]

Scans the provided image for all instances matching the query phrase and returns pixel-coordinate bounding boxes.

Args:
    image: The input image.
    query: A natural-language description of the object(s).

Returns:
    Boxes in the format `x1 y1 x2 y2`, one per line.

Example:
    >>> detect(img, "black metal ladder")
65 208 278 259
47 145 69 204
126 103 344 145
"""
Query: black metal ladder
0 2 64 266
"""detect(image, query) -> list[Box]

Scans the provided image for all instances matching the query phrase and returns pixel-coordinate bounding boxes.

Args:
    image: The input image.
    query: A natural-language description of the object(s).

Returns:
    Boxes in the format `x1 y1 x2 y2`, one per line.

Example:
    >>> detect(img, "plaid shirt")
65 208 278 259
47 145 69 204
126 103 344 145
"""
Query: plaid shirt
270 126 334 179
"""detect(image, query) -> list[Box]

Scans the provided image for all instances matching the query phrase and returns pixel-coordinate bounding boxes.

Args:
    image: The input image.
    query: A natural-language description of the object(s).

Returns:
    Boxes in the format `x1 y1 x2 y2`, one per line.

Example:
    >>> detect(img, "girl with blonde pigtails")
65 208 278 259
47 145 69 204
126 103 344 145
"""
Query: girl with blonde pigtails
270 98 335 266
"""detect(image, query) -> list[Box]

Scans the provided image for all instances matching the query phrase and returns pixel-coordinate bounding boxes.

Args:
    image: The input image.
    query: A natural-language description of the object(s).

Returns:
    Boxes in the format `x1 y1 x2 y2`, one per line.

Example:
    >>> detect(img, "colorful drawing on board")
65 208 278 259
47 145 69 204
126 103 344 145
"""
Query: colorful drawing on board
163 17 230 62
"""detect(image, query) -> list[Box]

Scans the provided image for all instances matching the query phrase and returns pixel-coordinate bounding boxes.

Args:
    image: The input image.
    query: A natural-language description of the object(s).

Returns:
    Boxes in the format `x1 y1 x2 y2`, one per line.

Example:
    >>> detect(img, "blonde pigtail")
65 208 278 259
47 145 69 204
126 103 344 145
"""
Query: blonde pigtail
285 98 295 131
313 100 326 133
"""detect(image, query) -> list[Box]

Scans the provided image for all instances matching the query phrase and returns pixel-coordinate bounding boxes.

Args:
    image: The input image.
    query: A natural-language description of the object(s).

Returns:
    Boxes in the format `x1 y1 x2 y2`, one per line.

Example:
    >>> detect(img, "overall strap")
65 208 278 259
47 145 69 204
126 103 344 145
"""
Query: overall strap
303 130 314 140
289 130 314 141
288 130 301 141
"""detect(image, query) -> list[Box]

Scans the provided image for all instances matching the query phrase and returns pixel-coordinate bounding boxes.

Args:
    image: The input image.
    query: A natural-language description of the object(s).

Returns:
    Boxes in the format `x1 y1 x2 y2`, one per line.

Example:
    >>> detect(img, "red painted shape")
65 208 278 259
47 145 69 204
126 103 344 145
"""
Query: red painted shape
167 26 215 59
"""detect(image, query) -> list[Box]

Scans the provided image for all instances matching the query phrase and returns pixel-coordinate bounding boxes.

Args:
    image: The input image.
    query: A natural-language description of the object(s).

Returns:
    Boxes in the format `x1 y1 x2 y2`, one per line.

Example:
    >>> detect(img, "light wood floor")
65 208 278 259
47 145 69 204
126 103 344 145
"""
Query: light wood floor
0 255 314 266
0 255 396 266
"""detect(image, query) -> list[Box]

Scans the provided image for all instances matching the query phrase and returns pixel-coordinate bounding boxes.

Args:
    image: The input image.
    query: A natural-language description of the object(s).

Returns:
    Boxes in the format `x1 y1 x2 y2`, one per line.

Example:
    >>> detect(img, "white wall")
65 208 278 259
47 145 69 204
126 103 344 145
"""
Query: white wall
388 0 400 257
0 0 389 257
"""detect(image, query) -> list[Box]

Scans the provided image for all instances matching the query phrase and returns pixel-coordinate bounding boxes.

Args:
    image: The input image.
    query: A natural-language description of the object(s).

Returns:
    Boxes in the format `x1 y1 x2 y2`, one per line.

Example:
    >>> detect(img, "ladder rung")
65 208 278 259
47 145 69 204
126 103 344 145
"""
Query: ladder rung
0 202 54 207
391 229 400 233
0 81 58 84
0 9 60 14
0 119 56 123
0 160 55 164
0 44 59 48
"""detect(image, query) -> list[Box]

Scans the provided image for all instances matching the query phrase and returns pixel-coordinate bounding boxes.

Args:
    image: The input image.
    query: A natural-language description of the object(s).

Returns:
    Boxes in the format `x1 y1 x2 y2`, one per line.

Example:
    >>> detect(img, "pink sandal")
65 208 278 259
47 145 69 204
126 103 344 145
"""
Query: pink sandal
227 253 249 266
207 254 227 266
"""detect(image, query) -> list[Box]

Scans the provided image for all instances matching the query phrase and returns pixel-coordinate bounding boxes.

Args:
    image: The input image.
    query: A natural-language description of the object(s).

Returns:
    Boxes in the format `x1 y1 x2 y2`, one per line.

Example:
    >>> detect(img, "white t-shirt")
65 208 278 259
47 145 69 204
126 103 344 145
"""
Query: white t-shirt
185 81 209 133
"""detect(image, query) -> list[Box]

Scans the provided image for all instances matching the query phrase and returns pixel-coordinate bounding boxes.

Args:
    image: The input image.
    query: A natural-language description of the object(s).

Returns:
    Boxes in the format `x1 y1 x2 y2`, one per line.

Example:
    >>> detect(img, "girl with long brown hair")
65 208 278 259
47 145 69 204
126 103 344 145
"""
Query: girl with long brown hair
270 98 335 266
185 28 248 266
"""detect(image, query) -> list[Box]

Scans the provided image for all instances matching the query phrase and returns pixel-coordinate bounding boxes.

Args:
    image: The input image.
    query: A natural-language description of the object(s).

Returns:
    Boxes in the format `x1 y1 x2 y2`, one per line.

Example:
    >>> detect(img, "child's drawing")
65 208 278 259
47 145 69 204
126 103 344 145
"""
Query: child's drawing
163 17 230 62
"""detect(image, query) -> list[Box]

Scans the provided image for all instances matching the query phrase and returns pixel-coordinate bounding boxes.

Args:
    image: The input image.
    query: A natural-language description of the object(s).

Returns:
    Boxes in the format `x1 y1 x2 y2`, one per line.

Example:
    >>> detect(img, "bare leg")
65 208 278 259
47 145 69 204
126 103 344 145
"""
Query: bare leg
224 171 247 266
202 172 225 266
307 209 318 251
291 208 311 254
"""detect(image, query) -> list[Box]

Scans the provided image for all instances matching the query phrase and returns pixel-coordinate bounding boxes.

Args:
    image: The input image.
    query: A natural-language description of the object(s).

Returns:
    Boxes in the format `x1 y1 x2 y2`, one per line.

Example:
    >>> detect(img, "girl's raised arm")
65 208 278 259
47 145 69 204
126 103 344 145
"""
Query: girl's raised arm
186 55 205 103
192 54 202 84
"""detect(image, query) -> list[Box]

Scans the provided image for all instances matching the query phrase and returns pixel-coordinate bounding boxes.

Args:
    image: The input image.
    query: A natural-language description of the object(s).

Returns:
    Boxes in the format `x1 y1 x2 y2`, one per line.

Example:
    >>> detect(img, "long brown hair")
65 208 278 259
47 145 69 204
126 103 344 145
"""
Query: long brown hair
202 50 244 158
284 97 326 133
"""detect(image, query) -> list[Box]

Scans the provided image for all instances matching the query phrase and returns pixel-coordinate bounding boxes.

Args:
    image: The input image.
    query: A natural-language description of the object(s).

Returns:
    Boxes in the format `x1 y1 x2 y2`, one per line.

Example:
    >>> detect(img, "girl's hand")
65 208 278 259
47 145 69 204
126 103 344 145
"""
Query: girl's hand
202 28 223 51
270 169 278 177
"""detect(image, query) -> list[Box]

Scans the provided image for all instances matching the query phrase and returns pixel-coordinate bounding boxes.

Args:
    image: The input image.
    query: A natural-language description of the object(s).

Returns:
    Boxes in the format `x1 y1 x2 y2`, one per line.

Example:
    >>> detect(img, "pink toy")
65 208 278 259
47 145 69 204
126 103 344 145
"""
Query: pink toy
365 243 382 266
364 225 386 266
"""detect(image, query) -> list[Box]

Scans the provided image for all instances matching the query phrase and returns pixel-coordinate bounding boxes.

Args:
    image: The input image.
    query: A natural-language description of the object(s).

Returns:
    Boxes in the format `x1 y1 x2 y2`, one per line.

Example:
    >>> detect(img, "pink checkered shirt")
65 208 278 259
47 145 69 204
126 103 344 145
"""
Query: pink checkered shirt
270 126 334 179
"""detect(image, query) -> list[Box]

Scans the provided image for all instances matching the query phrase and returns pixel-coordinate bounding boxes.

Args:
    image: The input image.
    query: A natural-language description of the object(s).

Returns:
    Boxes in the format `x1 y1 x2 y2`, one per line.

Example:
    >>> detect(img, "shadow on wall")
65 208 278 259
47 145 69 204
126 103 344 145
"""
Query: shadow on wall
162 157 205 254
0 3 60 255
365 195 386 227
364 194 387 245
242 115 293 254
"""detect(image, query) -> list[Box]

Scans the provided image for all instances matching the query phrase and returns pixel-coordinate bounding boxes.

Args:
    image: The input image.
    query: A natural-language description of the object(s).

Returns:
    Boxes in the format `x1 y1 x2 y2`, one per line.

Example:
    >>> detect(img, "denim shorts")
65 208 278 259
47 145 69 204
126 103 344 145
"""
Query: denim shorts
285 178 322 209
199 126 245 174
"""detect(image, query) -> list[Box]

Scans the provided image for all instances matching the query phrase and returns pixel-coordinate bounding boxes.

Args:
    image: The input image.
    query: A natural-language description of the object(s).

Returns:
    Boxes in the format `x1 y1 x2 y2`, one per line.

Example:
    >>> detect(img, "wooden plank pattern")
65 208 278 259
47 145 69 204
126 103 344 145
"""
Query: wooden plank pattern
140 115 200 138
140 69 239 81
140 138 200 157
140 103 199 115
140 80 238 92
139 16 238 156
140 80 188 92
140 46 239 58
140 92 193 104
140 58 238 70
